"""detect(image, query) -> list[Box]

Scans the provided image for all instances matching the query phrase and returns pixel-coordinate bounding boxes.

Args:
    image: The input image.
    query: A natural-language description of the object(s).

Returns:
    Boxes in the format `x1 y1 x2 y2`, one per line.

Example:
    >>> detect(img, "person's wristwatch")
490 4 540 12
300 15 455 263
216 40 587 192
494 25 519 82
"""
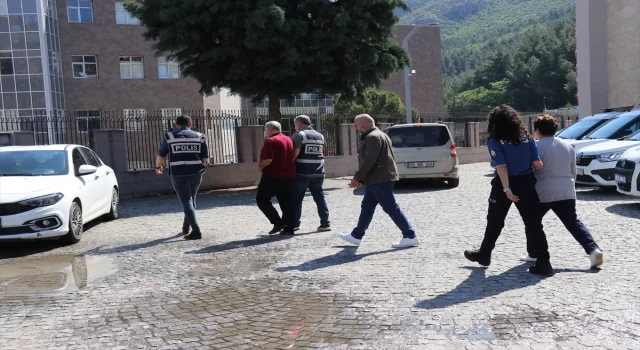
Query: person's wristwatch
503 188 511 193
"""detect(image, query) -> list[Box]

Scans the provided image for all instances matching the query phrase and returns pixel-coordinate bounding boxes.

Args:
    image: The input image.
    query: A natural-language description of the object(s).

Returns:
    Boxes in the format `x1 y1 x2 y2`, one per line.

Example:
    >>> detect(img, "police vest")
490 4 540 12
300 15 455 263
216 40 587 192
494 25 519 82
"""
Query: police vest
295 129 325 176
165 129 206 176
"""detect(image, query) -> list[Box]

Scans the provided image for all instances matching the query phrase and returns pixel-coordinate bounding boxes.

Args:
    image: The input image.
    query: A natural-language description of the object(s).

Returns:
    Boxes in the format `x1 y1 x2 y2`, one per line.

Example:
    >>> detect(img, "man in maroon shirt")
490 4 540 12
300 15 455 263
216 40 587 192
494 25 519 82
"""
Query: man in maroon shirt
257 121 297 235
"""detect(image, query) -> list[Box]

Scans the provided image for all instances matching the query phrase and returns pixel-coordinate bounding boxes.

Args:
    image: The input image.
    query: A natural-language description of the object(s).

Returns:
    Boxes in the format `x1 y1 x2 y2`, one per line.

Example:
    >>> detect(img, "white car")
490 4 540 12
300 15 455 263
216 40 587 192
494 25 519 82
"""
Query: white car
385 123 460 187
575 130 640 187
615 146 640 197
0 145 119 244
567 110 640 153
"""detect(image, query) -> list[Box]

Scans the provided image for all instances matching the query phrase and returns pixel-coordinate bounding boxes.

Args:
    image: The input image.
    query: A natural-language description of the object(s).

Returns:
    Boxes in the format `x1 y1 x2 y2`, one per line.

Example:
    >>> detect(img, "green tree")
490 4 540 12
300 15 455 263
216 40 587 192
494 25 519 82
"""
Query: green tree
447 79 512 112
125 0 411 121
334 89 418 120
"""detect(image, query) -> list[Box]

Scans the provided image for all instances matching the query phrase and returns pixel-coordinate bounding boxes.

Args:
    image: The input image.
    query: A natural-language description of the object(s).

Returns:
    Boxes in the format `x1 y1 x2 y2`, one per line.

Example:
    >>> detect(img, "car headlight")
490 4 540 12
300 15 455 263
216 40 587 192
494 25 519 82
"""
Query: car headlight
18 193 64 208
597 152 623 162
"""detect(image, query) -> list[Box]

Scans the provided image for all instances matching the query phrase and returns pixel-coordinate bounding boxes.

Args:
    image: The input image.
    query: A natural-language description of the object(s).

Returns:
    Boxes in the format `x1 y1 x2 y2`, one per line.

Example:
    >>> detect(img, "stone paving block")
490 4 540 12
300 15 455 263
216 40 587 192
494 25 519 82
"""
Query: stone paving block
1 164 639 349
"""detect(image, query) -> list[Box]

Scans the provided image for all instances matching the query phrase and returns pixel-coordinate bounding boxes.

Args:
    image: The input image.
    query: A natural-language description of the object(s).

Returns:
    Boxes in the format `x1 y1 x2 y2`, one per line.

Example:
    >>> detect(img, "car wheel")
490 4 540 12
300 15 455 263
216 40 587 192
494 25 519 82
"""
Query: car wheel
63 202 83 244
447 178 460 188
105 188 119 221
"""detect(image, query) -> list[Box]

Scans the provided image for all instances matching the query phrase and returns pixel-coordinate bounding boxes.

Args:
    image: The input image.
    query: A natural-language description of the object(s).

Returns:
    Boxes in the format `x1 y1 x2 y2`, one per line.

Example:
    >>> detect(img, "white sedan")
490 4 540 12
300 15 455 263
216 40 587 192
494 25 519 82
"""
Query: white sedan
0 145 119 244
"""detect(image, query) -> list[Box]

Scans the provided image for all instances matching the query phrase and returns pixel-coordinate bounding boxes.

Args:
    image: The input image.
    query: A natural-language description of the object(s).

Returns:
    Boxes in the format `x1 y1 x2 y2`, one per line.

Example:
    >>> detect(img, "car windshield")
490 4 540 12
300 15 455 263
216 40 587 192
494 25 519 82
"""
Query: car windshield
556 118 605 139
586 114 639 139
629 130 640 141
0 150 69 176
387 125 451 148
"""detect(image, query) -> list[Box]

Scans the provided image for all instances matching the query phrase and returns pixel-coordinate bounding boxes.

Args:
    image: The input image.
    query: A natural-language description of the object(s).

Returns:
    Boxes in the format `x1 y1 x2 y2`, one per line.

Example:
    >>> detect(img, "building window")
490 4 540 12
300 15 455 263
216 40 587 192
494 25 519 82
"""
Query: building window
67 0 94 23
120 56 143 79
124 108 146 131
162 108 182 129
72 55 97 78
76 110 101 133
115 2 139 25
161 108 182 118
158 57 180 79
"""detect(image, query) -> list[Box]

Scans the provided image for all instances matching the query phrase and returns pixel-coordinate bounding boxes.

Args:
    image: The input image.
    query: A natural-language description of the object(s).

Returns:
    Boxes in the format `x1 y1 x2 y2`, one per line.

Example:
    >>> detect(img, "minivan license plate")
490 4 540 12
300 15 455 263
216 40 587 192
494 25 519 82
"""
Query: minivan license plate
616 174 627 184
407 162 434 168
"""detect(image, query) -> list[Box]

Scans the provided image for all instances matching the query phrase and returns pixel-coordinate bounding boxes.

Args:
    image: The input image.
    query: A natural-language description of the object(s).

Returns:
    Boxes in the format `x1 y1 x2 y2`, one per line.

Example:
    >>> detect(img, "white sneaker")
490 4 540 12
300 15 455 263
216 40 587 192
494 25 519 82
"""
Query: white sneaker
336 233 361 246
589 249 603 268
520 255 537 262
391 237 420 248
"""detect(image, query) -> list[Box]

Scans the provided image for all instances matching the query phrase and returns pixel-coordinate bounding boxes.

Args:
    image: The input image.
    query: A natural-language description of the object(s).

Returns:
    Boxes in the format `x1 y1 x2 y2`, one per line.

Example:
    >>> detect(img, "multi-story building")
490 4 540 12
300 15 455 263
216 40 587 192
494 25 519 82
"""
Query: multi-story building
576 0 640 117
0 1 443 164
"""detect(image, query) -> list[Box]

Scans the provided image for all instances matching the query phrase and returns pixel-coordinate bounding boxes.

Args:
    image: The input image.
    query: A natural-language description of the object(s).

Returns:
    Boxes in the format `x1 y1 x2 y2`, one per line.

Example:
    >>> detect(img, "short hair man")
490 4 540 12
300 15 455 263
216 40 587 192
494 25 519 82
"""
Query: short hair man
257 121 297 235
336 114 419 248
156 115 209 240
290 115 331 232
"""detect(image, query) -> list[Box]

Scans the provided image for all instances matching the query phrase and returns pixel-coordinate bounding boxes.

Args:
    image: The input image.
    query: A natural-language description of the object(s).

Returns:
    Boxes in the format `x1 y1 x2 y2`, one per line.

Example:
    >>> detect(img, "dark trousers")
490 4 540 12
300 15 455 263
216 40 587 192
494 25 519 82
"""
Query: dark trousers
480 173 550 263
171 173 203 233
526 199 600 256
351 181 415 240
256 175 294 227
292 175 330 227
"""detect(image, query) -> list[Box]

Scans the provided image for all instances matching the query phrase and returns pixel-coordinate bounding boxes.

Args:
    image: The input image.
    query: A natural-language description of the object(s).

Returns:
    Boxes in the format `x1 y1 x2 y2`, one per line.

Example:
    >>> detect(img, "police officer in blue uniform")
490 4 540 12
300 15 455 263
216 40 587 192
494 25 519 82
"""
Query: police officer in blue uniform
290 115 330 232
156 115 209 240
464 105 554 276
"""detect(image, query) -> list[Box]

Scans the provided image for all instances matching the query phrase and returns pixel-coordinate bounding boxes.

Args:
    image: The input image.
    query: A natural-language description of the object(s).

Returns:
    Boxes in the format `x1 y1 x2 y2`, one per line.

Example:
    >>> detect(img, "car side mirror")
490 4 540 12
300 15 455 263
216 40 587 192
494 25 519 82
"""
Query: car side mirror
77 164 98 175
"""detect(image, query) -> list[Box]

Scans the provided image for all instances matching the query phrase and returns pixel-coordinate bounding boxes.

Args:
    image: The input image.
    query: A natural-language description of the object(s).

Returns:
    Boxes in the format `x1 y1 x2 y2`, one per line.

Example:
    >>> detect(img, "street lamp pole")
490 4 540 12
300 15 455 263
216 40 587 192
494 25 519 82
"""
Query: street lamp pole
403 26 420 124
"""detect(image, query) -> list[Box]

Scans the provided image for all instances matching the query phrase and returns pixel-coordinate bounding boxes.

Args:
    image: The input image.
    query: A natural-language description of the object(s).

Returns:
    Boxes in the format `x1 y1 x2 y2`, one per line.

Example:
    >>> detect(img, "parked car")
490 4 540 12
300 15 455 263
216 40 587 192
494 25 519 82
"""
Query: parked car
575 129 640 187
556 111 622 140
0 145 119 244
567 110 640 153
385 123 459 187
614 146 640 197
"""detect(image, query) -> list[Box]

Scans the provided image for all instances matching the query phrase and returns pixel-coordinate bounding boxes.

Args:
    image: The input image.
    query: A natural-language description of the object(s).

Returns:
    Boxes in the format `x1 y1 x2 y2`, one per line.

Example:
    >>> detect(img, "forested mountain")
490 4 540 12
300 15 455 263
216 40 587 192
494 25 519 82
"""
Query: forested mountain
398 0 577 112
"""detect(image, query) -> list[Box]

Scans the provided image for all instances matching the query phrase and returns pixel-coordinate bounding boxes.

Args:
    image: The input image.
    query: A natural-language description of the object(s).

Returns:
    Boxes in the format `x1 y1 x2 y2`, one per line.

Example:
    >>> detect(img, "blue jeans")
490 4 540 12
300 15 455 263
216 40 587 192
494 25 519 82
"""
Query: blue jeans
171 173 203 233
351 182 415 239
293 175 330 227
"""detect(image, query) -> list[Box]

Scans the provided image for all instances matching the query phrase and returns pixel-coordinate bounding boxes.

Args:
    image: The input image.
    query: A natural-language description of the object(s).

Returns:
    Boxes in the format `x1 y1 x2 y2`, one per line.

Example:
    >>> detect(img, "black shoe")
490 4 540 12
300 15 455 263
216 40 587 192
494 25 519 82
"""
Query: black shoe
184 231 202 240
528 262 554 276
280 229 295 236
181 229 190 235
464 249 491 266
317 224 331 232
268 224 284 235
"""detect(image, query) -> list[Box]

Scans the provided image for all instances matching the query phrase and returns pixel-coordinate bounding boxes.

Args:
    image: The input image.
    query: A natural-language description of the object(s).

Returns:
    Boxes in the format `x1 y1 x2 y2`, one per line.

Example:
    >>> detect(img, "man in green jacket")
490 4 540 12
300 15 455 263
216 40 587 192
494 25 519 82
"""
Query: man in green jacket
336 114 419 248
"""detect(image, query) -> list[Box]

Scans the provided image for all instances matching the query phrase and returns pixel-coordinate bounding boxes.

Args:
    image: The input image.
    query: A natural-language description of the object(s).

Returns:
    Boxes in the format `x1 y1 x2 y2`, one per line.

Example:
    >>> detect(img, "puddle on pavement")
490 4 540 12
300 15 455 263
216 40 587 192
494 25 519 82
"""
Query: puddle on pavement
454 307 562 341
0 254 116 298
118 280 373 348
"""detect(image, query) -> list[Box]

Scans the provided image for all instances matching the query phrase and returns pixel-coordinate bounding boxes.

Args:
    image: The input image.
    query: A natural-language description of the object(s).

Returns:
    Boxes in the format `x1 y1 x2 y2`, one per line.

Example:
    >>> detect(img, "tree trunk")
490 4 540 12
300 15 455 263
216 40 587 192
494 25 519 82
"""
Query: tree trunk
268 93 281 122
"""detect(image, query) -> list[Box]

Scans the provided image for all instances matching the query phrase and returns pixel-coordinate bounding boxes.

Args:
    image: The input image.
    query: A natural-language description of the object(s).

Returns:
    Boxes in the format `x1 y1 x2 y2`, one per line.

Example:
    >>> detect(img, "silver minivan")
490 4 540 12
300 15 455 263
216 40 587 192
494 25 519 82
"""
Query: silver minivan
385 123 459 187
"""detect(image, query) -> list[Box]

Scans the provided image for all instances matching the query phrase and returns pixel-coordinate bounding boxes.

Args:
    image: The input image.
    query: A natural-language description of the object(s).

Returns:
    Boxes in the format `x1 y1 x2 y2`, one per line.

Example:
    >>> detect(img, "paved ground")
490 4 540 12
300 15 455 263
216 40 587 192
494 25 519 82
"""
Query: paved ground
1 163 640 349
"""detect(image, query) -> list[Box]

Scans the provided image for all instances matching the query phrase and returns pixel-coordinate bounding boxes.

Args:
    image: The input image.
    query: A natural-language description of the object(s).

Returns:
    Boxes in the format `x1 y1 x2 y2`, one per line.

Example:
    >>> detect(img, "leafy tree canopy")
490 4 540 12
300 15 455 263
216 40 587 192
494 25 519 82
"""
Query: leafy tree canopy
335 89 419 121
125 0 411 121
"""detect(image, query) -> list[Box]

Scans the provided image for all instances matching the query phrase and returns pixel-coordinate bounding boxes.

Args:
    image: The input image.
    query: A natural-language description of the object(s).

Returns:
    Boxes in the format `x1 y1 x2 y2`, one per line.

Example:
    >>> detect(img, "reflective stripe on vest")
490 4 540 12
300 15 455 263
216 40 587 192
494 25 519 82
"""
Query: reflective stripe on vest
166 131 206 173
295 130 325 175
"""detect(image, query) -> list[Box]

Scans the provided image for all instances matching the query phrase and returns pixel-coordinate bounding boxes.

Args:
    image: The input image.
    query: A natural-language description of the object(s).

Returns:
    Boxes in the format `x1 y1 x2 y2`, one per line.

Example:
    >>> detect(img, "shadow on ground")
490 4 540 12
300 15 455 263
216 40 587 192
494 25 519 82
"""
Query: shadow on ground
605 203 640 219
414 264 600 310
414 265 539 309
184 233 315 255
0 220 104 260
275 246 398 272
352 180 454 196
119 187 342 219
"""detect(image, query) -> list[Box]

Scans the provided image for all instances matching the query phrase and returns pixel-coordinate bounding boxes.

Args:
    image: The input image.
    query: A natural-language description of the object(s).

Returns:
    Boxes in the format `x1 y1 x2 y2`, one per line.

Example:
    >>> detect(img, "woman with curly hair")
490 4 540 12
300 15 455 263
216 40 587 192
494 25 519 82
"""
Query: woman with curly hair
464 105 553 276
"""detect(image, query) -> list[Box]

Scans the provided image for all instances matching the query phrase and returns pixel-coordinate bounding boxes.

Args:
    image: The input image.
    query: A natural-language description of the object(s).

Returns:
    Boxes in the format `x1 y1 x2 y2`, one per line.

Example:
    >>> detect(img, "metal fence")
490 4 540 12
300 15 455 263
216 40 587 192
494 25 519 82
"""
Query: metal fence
0 110 577 170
